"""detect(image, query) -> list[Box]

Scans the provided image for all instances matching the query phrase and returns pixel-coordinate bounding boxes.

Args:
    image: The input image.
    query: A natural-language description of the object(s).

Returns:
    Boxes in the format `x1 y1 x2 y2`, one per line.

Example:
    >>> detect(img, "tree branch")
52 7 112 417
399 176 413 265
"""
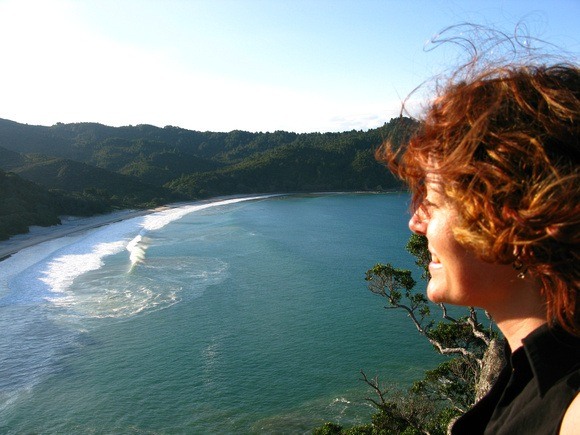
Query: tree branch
360 370 389 409
467 307 491 346
427 338 478 359
439 303 457 322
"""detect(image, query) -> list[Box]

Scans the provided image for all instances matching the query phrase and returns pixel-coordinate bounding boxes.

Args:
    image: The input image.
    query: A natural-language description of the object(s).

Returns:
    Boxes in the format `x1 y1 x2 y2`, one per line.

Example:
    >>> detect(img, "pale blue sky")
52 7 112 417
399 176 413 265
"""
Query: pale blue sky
0 0 578 133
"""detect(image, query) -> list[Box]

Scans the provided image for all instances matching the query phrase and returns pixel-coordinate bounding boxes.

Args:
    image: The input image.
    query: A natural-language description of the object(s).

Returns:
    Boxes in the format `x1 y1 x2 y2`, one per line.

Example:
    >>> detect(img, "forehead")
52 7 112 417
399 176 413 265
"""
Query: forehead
424 173 445 196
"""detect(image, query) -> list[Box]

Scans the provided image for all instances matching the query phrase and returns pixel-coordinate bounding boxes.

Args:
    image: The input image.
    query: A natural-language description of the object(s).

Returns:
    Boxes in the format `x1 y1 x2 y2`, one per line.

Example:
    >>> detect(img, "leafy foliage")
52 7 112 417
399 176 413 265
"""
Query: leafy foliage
315 235 503 434
0 116 418 239
0 170 60 240
405 234 430 280
11 157 179 209
0 167 142 240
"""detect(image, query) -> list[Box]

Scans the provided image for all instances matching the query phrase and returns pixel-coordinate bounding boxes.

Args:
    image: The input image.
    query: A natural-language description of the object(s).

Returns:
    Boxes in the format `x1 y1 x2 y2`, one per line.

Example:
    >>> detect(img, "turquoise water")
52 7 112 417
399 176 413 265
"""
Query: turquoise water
0 193 443 434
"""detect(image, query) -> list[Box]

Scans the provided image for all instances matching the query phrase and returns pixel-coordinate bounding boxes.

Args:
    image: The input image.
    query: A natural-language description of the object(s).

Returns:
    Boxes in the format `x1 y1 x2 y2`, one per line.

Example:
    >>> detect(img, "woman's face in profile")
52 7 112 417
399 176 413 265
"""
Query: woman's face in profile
408 180 519 311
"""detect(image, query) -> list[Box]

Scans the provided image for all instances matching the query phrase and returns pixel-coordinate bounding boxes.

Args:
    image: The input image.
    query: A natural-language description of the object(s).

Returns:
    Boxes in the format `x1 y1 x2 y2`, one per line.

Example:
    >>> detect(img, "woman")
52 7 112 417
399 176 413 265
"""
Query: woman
380 58 579 433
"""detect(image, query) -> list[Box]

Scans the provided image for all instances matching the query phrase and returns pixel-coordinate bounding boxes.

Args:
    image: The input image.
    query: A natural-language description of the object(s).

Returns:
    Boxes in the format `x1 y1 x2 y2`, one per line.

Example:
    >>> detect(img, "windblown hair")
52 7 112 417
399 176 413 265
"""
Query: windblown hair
380 62 580 334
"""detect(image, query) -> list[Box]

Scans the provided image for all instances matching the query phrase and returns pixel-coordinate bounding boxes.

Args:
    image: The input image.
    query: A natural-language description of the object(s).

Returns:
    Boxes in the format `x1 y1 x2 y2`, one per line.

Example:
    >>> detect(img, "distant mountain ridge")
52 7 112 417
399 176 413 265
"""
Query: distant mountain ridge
0 117 418 239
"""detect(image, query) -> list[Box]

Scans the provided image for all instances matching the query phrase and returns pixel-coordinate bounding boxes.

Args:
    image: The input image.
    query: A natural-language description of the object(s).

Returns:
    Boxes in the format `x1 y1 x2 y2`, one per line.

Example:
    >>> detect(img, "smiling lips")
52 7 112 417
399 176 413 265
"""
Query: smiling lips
429 251 443 270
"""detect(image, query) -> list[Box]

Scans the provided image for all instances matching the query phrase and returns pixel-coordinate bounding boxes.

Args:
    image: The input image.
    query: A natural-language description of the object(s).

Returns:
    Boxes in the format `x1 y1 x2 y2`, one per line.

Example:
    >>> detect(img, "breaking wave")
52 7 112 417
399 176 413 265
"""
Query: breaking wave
0 196 269 318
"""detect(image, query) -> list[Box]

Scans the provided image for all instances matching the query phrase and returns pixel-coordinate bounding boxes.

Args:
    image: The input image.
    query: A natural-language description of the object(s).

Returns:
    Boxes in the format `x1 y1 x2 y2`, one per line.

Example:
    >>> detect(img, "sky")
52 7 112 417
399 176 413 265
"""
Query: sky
0 0 578 133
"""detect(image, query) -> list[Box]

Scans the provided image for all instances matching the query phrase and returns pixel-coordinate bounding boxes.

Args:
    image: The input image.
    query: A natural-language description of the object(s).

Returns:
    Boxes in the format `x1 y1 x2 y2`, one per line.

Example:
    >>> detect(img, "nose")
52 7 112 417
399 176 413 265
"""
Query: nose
409 209 427 235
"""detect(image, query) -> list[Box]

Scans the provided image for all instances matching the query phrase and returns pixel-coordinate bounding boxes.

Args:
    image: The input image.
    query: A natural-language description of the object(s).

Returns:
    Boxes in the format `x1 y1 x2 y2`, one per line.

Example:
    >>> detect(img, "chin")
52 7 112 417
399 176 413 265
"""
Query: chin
427 294 446 304
426 284 446 304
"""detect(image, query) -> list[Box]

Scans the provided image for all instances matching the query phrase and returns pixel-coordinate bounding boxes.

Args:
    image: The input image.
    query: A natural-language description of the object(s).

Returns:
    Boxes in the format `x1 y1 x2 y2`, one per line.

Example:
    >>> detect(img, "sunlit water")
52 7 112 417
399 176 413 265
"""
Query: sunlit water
0 193 443 434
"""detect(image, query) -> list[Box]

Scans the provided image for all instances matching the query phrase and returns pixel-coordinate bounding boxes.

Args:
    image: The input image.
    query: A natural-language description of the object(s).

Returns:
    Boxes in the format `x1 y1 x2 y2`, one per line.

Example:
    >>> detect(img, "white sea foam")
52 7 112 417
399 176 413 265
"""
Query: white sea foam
142 196 268 231
0 237 82 300
0 196 269 315
35 217 142 296
0 197 261 414
127 234 147 266
126 196 270 267
51 256 229 319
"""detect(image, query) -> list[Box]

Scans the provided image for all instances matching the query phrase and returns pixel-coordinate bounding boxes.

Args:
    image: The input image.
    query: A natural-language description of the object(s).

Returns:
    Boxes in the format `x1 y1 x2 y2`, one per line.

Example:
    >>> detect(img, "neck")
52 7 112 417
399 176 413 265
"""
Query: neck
495 316 547 351
488 278 547 351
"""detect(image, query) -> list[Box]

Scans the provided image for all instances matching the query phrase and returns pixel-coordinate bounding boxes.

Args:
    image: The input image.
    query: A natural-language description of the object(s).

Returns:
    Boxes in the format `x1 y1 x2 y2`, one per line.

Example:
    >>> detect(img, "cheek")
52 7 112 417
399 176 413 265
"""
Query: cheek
426 216 456 250
446 241 483 281
426 228 476 303
449 253 517 307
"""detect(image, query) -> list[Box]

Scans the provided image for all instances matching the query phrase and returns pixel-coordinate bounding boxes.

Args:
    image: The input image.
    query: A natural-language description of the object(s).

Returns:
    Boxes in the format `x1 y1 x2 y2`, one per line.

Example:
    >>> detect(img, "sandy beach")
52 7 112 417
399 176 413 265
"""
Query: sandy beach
0 208 160 261
0 194 278 262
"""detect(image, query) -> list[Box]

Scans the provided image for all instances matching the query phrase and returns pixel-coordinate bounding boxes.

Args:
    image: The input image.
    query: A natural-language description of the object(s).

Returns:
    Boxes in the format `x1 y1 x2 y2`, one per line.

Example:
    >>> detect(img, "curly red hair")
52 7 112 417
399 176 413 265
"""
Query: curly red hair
380 63 580 334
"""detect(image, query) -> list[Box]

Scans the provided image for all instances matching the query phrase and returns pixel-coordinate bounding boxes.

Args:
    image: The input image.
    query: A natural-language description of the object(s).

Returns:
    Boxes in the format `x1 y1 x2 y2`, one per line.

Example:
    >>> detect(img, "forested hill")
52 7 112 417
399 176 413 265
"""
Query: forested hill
0 117 418 239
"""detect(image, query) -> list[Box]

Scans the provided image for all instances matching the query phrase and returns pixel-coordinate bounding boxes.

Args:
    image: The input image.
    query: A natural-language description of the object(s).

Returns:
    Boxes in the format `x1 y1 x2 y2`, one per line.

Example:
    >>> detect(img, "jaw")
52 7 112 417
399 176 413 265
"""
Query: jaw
426 273 447 304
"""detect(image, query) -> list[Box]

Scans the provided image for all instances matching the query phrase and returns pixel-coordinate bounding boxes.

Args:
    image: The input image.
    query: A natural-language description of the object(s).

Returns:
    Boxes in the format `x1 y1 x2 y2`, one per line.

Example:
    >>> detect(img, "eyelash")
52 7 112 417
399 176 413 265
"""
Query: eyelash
418 199 437 218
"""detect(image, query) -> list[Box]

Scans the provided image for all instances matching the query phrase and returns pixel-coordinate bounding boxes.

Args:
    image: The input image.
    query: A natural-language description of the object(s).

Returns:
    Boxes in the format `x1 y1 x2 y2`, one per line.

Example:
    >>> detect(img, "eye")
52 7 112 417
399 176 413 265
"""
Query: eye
425 198 438 210
415 199 434 219
423 199 436 208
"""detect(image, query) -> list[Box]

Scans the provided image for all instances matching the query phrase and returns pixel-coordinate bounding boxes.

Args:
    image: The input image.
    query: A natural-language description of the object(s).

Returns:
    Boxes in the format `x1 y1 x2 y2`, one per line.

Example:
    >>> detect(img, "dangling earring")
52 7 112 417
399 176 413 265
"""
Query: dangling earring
512 259 527 279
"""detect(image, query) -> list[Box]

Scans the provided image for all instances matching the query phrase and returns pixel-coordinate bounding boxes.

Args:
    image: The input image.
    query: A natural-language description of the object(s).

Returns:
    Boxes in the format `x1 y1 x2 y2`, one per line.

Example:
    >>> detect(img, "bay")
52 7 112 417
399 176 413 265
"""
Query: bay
0 193 443 434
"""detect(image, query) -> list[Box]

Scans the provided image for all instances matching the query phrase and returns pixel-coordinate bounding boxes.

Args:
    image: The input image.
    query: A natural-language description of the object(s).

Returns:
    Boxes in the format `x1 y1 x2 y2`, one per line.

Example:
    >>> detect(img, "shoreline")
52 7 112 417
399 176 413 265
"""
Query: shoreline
0 208 161 262
0 193 285 262
0 191 395 262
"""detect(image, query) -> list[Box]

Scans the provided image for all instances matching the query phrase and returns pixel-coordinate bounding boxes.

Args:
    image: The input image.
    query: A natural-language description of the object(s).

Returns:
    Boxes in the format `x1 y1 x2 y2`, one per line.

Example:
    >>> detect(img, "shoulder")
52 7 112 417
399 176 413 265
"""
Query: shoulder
523 324 580 396
537 327 580 434
560 393 580 435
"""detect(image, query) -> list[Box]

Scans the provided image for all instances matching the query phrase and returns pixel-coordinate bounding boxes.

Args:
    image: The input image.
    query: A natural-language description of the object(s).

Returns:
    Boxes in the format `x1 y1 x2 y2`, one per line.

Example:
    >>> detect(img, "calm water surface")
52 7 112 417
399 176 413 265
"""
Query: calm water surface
0 193 443 434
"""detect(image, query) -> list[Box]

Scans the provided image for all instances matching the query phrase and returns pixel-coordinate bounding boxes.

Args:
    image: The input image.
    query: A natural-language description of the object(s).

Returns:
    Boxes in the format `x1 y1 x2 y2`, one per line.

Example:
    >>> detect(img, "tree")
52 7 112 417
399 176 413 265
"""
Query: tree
315 234 505 434
364 234 505 429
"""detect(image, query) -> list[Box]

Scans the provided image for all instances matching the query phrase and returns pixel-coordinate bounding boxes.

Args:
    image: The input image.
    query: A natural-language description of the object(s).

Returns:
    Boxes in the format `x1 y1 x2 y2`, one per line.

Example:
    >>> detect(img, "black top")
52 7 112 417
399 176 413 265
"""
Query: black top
452 324 580 435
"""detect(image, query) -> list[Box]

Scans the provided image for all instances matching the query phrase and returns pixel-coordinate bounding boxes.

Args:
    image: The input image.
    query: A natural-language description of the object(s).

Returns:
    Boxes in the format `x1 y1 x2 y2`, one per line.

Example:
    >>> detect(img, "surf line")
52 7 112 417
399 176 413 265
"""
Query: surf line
125 194 280 270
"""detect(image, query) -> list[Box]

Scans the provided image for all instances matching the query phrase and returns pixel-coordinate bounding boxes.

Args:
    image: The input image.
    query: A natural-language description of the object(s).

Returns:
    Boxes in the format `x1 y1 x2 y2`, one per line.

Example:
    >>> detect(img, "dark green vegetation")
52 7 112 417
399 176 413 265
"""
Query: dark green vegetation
314 235 503 434
0 117 417 240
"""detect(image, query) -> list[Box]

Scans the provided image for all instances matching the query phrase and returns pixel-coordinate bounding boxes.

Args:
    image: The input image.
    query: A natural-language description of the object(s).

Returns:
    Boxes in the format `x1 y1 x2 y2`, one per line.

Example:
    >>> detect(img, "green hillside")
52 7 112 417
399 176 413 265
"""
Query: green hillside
0 145 28 170
0 116 417 239
12 156 179 208
0 169 61 241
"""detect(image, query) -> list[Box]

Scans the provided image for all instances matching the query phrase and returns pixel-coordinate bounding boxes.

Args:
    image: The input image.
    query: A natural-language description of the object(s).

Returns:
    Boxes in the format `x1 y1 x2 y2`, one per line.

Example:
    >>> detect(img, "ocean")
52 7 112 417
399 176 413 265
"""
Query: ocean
0 193 443 434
